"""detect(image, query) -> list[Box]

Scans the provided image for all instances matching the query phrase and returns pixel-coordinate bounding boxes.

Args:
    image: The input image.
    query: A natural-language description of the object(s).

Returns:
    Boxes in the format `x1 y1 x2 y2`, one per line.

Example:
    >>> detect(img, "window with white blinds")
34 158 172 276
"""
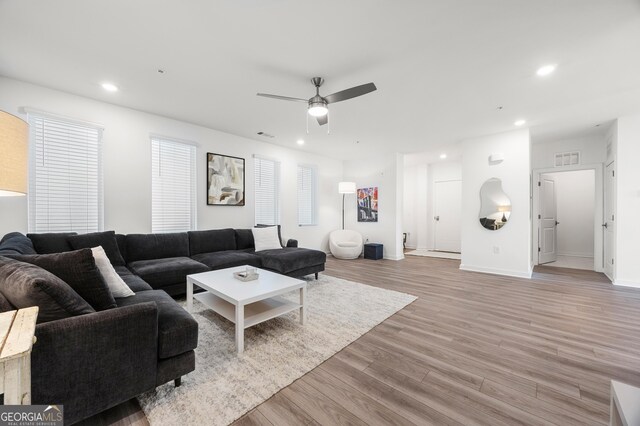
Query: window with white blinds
28 113 103 234
297 165 317 226
254 156 280 225
151 137 197 233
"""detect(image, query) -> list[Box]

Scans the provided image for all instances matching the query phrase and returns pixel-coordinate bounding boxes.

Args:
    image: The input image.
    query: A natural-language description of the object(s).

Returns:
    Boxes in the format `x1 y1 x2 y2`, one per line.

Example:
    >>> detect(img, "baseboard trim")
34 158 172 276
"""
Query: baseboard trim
460 264 533 279
613 279 640 289
557 252 594 258
384 254 405 261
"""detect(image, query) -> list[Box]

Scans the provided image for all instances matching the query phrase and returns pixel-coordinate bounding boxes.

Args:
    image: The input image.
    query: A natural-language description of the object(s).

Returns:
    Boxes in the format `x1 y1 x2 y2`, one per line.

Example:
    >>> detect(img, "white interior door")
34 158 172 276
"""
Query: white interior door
433 180 462 252
539 176 558 264
604 162 615 279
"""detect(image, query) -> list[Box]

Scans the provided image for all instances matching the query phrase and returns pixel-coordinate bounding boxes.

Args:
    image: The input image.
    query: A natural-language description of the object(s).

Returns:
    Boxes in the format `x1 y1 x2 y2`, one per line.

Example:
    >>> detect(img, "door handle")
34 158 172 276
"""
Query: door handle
434 216 440 221
602 223 608 229
555 221 560 226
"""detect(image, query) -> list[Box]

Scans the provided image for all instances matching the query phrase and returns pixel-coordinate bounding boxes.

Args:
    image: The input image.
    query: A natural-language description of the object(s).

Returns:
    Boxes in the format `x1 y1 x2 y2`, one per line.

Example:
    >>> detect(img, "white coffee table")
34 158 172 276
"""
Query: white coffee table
186 266 306 354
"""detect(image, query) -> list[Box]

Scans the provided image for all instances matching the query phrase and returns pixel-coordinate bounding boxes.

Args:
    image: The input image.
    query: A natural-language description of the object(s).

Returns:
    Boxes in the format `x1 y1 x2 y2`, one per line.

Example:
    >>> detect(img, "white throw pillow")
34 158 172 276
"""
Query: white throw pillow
252 227 282 252
91 246 135 298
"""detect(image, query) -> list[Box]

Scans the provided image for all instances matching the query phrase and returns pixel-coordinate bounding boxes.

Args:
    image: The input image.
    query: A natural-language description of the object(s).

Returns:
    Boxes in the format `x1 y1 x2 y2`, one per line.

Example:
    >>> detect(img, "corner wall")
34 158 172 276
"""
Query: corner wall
460 129 532 278
0 77 343 251
343 153 404 260
614 113 640 287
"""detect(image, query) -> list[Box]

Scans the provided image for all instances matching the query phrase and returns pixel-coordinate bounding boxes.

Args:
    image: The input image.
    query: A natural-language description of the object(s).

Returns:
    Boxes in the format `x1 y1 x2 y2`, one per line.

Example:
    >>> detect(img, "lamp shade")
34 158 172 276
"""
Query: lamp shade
338 181 356 194
0 111 28 196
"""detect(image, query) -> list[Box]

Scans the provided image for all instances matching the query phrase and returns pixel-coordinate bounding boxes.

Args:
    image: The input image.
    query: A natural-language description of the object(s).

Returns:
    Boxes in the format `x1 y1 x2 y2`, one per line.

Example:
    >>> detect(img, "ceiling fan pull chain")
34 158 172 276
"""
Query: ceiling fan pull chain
306 111 309 134
327 112 330 135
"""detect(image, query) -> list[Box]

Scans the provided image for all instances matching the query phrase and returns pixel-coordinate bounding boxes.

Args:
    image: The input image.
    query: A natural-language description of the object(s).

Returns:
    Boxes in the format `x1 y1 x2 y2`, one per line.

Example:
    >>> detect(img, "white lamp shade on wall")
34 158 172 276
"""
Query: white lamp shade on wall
0 111 28 196
338 181 356 194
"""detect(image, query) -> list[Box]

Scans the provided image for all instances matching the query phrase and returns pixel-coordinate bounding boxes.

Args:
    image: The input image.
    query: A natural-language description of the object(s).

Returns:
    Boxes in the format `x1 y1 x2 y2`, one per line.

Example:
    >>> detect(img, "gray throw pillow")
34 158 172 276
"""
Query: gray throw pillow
0 256 95 323
11 249 117 311
68 231 126 266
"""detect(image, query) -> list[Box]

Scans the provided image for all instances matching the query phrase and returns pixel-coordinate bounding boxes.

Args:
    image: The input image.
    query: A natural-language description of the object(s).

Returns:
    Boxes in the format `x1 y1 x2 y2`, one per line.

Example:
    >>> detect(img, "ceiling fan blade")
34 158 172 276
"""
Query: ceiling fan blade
316 114 328 126
256 93 308 103
325 82 377 104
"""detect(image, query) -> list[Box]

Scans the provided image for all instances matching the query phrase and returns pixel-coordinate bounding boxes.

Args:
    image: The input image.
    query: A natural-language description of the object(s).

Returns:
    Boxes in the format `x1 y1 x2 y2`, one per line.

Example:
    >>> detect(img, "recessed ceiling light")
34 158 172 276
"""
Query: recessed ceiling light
440 154 447 159
514 119 526 126
297 139 305 145
101 82 118 92
536 64 557 77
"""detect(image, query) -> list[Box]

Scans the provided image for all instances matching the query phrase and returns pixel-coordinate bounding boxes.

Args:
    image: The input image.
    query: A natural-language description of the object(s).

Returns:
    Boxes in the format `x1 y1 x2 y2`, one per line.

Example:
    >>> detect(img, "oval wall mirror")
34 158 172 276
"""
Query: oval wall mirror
478 178 511 230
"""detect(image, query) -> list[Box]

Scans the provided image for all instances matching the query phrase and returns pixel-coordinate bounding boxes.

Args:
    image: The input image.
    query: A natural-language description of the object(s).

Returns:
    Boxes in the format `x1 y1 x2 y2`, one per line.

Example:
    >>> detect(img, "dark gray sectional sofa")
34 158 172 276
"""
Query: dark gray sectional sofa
0 227 326 424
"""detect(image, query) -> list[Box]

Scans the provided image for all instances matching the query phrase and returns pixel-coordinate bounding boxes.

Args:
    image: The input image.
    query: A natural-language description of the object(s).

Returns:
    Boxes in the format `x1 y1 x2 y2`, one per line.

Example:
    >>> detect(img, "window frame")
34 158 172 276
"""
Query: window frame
297 163 318 226
253 154 281 226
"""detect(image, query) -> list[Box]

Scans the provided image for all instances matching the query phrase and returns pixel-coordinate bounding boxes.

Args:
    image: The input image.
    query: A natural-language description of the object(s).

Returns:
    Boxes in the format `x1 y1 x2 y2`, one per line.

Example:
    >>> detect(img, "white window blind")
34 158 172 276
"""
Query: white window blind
297 165 317 226
28 113 103 233
254 156 280 225
151 137 197 233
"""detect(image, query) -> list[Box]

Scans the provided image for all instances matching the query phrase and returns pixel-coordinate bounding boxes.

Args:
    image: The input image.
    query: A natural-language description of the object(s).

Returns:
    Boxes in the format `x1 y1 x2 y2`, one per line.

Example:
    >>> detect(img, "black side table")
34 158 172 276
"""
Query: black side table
364 243 383 260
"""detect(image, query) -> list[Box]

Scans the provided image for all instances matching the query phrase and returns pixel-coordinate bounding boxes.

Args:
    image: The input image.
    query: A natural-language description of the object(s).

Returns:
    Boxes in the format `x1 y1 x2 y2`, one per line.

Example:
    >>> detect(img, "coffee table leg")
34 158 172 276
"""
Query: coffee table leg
235 304 244 354
300 286 306 325
186 279 193 313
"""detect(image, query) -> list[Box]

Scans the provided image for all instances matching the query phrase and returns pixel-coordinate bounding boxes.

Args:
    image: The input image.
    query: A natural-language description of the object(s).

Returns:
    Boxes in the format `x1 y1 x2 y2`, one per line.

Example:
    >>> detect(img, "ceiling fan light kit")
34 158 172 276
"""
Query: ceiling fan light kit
257 77 377 129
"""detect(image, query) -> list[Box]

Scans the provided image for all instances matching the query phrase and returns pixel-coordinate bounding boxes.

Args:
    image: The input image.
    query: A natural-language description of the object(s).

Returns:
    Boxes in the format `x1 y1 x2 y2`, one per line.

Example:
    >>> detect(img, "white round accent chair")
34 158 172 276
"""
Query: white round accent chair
329 230 364 259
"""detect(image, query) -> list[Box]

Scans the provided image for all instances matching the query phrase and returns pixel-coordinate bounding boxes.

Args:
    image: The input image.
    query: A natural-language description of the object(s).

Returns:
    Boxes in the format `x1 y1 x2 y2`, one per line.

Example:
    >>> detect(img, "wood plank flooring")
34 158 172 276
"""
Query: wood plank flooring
80 256 640 426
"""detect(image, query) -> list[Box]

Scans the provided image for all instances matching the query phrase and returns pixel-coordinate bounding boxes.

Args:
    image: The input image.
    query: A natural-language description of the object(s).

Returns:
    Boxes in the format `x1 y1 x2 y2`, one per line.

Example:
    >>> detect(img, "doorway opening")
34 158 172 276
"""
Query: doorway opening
534 168 600 271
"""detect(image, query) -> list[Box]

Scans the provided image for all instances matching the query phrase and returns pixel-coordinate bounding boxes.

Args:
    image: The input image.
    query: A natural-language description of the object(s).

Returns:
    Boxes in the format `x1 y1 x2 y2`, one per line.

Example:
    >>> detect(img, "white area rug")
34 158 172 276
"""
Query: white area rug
137 274 417 426
406 249 461 260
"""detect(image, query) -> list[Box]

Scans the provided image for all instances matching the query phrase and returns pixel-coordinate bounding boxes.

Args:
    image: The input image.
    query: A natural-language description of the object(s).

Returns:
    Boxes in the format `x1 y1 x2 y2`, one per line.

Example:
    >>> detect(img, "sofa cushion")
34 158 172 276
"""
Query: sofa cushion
27 232 77 254
234 229 254 250
11 249 117 311
0 232 37 256
125 233 190 262
188 229 236 255
128 257 209 288
68 231 126 266
114 266 153 292
0 256 95 323
115 290 198 359
115 234 127 262
191 250 262 270
0 291 14 312
257 248 327 274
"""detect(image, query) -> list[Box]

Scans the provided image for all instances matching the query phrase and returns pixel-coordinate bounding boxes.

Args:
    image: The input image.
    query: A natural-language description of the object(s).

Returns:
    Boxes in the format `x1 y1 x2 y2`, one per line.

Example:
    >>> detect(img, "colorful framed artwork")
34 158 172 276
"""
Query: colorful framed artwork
357 187 378 222
206 153 245 205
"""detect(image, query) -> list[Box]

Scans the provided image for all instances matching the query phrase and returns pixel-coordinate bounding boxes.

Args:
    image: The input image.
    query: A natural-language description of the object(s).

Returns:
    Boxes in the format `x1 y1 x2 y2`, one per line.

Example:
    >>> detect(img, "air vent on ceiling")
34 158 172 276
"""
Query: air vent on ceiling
257 131 274 138
554 151 580 167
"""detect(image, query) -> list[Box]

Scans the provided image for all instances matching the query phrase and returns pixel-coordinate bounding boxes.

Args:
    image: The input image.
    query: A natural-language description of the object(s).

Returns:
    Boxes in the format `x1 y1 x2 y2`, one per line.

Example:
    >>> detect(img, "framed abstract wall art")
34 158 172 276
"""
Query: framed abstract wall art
207 153 245 205
357 186 378 222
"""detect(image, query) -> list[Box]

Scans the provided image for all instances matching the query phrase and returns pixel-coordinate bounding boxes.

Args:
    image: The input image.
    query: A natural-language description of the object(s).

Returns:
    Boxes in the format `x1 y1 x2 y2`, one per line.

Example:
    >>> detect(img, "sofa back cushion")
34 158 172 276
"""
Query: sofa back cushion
235 229 255 250
0 256 95 323
12 249 117 311
0 232 37 256
27 232 77 254
68 231 126 266
188 229 236 255
115 234 127 262
125 233 189 262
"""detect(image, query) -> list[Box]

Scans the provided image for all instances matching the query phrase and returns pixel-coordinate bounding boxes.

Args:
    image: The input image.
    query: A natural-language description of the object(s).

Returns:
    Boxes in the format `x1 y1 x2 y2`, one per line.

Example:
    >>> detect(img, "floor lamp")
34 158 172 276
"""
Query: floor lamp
0 111 28 197
338 182 356 230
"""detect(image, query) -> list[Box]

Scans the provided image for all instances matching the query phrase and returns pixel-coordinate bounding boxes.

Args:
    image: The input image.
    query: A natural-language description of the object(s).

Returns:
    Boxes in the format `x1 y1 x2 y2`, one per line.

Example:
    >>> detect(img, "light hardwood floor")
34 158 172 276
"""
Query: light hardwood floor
80 256 640 426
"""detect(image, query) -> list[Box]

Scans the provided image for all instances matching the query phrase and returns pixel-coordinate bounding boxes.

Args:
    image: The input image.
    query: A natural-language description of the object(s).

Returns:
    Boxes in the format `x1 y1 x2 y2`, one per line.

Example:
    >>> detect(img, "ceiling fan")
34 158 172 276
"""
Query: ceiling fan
257 77 377 126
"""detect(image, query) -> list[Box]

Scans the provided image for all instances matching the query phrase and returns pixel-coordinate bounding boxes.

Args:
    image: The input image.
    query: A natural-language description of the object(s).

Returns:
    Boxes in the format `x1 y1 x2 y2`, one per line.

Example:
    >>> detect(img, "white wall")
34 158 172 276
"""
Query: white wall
531 133 606 169
0 77 343 251
613 113 640 287
460 129 532 278
343 153 404 260
542 170 595 258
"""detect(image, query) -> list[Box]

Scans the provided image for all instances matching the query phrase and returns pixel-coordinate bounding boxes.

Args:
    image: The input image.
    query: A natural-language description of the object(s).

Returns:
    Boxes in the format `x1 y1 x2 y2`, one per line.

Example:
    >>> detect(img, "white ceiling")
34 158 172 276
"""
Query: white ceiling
1 0 640 160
